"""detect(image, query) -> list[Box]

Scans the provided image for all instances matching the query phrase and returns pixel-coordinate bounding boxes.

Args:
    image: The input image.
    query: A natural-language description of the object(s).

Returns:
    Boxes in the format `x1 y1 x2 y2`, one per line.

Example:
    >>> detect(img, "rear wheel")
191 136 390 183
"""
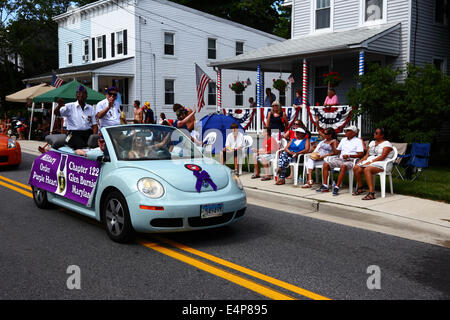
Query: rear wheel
102 191 134 243
32 187 50 209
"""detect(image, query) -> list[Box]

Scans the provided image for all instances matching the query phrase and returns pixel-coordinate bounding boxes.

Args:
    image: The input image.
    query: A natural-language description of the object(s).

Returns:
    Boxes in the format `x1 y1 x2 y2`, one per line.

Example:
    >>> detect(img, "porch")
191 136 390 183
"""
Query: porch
210 23 401 137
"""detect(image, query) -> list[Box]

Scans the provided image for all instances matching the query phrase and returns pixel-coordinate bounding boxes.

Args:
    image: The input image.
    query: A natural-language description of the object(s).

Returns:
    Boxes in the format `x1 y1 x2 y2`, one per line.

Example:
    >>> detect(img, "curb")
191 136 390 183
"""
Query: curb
244 186 450 248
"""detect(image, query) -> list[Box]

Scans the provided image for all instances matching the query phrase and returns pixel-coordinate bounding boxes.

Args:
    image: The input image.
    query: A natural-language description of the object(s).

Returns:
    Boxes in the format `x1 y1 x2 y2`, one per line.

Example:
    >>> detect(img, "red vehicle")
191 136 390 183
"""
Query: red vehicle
0 133 21 167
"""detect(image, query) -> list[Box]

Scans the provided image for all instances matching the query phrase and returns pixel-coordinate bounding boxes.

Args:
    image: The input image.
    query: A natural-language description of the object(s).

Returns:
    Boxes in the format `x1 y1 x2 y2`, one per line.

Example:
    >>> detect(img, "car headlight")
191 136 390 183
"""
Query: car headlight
7 139 16 149
137 178 165 198
232 172 244 190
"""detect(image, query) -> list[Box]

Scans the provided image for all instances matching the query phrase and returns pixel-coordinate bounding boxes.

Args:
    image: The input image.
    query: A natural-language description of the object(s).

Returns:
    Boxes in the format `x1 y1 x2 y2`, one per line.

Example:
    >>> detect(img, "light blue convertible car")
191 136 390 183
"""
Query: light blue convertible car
32 125 247 242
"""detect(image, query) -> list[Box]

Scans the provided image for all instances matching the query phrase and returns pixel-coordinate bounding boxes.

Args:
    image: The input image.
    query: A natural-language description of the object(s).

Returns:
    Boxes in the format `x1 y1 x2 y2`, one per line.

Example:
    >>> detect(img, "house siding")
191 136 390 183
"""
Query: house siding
386 0 411 71
410 0 450 74
367 27 401 56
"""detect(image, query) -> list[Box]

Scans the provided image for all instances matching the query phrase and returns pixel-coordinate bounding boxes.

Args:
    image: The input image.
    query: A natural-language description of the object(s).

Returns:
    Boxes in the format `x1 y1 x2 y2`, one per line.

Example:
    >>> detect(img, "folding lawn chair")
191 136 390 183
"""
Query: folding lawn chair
402 143 431 181
391 142 408 180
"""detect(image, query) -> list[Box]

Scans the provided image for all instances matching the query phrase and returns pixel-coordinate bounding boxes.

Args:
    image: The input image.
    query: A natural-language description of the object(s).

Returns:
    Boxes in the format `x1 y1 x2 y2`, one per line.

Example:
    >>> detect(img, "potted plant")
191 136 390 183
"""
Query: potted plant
323 71 342 87
229 81 247 94
272 78 288 92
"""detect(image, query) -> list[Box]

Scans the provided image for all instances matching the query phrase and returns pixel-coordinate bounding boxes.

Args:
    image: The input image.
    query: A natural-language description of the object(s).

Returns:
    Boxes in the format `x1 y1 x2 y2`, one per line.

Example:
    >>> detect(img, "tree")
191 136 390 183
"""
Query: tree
171 0 291 38
347 63 450 143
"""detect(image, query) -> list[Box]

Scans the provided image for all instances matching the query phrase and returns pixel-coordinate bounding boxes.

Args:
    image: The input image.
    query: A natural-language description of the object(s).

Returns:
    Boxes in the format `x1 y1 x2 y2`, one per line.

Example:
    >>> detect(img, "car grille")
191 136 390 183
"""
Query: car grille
150 218 183 228
188 211 234 227
0 156 8 163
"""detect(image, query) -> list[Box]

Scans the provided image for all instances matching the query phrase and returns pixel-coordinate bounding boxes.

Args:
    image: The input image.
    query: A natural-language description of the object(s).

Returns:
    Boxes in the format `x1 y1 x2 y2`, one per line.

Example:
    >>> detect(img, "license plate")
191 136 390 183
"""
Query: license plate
200 203 223 219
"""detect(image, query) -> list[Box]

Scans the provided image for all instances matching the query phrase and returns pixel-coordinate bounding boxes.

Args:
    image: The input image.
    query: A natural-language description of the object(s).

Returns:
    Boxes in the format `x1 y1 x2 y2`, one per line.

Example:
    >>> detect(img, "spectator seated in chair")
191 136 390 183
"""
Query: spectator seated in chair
276 128 310 185
251 127 278 181
316 125 364 196
353 128 394 200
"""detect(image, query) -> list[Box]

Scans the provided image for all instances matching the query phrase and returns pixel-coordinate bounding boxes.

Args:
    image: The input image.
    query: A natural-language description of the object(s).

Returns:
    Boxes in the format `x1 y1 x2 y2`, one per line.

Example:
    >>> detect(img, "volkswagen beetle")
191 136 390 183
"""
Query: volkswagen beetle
31 125 247 243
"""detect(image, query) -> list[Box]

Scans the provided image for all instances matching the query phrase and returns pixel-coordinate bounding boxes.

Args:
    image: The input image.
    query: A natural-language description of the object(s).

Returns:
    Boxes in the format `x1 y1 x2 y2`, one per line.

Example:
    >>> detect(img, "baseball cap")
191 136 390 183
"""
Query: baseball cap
344 125 358 133
294 128 306 133
105 86 118 94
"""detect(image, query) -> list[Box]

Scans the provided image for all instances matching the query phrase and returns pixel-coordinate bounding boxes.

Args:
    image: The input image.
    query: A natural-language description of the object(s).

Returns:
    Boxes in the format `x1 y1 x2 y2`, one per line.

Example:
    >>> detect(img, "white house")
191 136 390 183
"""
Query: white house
211 0 450 135
24 0 291 121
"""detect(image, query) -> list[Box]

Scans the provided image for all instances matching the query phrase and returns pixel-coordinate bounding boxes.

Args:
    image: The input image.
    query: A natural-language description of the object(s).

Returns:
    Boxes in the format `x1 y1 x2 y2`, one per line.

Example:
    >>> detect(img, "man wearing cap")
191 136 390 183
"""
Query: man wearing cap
143 101 155 124
54 85 98 150
96 87 122 128
275 128 310 185
316 125 364 196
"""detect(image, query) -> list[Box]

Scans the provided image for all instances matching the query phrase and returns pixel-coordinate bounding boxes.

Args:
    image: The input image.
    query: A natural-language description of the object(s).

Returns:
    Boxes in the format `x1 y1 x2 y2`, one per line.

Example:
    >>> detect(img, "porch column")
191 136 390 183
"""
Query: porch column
256 64 263 133
216 68 222 112
28 102 35 140
357 51 364 138
92 73 99 91
301 59 308 126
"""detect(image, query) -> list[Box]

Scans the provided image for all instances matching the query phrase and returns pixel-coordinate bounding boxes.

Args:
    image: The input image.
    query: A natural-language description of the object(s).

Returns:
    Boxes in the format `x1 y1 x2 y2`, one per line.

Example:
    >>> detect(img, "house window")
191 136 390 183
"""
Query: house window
433 58 446 72
236 41 244 56
314 65 329 105
83 39 89 56
208 38 216 59
67 43 72 65
164 32 175 55
208 82 216 105
116 31 124 55
165 79 175 105
435 0 449 25
235 93 243 106
364 0 384 21
315 0 331 30
96 36 103 59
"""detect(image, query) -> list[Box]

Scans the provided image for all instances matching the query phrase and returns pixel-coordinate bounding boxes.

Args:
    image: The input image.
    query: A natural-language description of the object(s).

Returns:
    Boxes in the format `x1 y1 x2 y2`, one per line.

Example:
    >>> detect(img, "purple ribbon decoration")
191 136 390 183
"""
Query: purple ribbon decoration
193 170 217 193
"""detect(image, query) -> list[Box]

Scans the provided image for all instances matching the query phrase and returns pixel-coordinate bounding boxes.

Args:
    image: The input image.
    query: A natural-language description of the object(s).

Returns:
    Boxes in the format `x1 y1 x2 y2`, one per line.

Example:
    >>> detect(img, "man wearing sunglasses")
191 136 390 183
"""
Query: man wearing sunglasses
96 86 122 129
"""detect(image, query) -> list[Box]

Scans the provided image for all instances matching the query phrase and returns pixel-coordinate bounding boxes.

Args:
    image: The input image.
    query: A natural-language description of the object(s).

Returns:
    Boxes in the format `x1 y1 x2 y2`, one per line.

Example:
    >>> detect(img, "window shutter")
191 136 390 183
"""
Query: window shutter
111 33 115 57
123 29 128 55
102 35 106 58
92 38 96 61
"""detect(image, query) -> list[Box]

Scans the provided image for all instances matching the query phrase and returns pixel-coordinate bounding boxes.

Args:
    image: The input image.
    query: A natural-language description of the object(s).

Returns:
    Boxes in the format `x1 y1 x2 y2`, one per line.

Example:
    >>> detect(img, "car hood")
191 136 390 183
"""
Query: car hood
0 135 8 148
118 158 230 192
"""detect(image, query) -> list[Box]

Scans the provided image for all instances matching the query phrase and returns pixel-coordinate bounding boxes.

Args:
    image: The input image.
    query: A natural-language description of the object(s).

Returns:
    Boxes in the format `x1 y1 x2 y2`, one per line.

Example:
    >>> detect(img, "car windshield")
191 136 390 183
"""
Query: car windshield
106 125 203 161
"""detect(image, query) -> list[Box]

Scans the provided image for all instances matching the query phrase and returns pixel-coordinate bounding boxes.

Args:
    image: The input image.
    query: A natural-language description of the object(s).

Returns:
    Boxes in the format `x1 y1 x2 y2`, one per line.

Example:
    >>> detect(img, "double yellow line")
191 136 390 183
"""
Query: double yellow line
0 174 32 198
0 174 330 300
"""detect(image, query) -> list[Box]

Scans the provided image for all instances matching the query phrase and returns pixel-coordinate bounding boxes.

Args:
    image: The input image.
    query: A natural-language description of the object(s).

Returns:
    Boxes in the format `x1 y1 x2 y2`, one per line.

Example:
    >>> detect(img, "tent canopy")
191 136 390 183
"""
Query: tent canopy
5 83 55 103
33 80 105 104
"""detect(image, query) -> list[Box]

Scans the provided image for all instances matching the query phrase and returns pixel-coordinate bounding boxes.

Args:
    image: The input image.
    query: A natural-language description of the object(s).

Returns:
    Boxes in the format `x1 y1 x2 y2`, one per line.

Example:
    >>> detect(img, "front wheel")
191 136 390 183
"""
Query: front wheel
32 187 50 209
102 191 134 243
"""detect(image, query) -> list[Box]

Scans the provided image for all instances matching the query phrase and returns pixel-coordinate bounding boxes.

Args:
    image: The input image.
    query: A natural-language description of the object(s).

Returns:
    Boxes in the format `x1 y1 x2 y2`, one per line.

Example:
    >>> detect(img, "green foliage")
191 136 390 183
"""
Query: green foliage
347 63 450 143
171 0 290 38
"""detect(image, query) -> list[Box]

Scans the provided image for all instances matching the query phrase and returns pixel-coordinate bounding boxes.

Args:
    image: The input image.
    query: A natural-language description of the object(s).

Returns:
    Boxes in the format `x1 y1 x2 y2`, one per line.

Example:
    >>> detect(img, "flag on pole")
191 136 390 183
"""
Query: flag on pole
246 78 252 86
195 63 211 112
51 74 64 88
287 74 295 84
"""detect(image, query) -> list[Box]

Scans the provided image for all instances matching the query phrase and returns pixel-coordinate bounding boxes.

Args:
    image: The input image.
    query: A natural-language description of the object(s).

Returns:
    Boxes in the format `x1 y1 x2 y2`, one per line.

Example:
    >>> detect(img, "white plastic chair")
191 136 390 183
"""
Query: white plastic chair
202 132 216 157
270 138 287 177
372 146 398 198
289 153 307 186
239 135 253 175
324 155 357 194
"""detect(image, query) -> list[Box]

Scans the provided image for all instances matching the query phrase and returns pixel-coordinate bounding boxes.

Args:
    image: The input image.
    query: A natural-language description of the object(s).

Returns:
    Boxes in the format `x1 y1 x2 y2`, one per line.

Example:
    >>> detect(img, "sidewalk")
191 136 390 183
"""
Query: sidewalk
18 139 450 247
240 172 450 247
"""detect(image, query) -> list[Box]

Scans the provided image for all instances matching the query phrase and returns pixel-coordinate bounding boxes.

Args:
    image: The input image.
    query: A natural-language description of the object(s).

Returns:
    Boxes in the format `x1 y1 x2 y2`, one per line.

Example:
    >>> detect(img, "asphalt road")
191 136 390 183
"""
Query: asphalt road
0 152 449 300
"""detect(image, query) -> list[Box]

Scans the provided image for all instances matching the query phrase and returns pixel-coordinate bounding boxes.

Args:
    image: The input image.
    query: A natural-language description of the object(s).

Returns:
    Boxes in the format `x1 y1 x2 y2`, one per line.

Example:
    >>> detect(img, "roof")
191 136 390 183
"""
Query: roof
23 57 134 83
53 0 284 42
210 23 401 72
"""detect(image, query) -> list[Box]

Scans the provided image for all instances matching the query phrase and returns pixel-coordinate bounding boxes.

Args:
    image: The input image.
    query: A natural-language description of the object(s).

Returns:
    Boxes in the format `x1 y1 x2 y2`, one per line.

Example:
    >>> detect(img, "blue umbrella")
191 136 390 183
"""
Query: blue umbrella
200 113 245 153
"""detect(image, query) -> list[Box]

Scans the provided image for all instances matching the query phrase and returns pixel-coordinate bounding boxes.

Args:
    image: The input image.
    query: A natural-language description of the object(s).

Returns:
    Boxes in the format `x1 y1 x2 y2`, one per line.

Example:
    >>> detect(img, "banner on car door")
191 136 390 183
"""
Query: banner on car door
29 150 101 207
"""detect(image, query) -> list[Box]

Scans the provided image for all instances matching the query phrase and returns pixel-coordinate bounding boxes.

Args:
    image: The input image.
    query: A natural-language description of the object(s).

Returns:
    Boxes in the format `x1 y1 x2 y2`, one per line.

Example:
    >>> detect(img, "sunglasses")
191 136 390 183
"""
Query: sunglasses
98 139 105 143
108 92 118 97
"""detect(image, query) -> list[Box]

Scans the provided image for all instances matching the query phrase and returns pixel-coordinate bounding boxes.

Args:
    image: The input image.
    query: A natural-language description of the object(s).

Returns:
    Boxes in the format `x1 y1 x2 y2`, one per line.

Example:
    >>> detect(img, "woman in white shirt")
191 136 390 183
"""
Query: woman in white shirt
353 128 394 200
221 123 245 174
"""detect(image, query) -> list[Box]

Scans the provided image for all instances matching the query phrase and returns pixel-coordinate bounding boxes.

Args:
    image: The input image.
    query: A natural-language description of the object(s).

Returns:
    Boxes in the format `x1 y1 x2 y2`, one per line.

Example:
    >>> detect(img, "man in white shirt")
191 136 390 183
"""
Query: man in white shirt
316 125 364 196
96 86 122 129
221 123 245 174
54 85 98 149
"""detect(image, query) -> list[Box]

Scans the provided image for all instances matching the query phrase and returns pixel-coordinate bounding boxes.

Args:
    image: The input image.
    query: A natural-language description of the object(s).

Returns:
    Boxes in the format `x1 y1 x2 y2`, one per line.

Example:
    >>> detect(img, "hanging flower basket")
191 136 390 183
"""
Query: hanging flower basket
323 71 342 87
229 81 247 94
272 78 288 92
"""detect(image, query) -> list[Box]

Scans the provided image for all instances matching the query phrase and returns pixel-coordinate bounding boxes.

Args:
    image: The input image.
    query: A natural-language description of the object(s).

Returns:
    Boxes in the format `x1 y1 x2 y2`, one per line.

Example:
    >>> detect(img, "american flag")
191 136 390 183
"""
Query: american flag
51 74 64 88
195 64 211 112
287 74 295 84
